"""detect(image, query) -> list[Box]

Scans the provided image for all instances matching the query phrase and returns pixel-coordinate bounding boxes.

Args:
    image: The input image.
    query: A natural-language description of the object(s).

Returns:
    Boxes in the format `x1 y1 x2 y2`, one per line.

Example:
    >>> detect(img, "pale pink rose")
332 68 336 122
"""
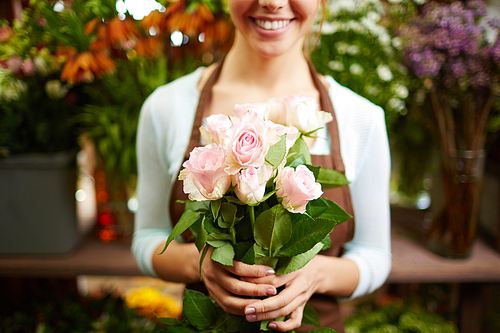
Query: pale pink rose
266 121 299 152
6 56 22 74
224 111 280 175
283 95 333 134
179 144 231 201
233 165 273 205
200 114 238 146
265 97 286 125
234 103 269 120
21 59 35 76
275 165 323 214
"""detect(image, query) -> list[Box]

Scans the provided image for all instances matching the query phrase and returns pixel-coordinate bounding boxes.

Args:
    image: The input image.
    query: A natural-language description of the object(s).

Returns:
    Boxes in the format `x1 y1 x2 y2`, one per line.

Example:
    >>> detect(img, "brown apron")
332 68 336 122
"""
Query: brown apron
169 58 355 333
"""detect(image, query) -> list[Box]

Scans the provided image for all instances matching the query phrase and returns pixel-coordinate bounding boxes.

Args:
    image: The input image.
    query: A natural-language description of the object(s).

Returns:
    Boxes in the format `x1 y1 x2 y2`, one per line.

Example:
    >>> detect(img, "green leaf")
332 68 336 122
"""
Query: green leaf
302 303 321 327
221 314 245 332
233 241 253 261
182 289 217 330
199 245 209 279
307 328 339 333
164 325 199 333
275 242 324 275
211 242 235 266
320 234 331 251
225 195 245 205
278 213 338 257
160 210 202 254
155 316 181 326
287 136 311 165
265 134 287 169
207 232 233 242
186 200 210 212
211 199 222 219
192 219 208 252
287 154 308 168
307 197 352 223
254 205 292 256
206 239 229 248
220 202 238 228
253 244 279 267
240 244 255 265
316 168 349 189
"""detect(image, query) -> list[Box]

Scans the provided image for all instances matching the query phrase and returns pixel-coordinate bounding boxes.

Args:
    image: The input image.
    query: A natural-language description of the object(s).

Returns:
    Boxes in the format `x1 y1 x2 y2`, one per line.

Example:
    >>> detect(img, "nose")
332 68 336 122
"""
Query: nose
258 0 288 12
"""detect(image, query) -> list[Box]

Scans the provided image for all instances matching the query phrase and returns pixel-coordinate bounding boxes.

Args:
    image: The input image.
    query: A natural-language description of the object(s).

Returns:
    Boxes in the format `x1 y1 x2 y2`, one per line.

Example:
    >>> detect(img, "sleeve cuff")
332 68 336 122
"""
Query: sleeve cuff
131 229 169 278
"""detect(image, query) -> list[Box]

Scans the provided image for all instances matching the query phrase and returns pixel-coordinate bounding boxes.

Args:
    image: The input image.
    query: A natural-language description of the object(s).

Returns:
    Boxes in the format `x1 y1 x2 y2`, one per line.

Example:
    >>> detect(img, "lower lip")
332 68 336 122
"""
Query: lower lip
251 19 294 38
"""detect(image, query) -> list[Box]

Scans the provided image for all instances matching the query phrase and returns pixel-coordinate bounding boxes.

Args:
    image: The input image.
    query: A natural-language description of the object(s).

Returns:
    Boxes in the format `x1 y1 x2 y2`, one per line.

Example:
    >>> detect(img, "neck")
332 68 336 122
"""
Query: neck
220 33 312 99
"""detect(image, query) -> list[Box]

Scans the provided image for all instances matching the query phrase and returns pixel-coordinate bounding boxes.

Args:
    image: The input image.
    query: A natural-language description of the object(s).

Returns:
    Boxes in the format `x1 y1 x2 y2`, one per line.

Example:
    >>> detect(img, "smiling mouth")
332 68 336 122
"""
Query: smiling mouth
253 19 292 30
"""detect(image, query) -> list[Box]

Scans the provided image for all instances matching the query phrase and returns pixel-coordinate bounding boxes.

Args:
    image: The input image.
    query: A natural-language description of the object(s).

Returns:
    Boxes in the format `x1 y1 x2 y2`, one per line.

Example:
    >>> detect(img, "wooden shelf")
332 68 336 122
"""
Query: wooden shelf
1 207 500 284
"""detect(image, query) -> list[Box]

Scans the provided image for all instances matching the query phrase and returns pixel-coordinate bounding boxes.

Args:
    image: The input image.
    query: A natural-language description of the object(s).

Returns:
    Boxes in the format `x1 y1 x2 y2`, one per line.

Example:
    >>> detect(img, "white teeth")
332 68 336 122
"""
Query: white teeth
255 19 290 30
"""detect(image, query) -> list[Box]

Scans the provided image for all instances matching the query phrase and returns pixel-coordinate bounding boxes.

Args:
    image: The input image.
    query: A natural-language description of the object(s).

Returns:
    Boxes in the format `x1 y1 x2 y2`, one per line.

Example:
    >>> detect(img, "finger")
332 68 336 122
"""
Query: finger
206 282 257 316
244 288 307 321
268 306 304 332
240 272 295 287
217 276 277 297
225 261 276 278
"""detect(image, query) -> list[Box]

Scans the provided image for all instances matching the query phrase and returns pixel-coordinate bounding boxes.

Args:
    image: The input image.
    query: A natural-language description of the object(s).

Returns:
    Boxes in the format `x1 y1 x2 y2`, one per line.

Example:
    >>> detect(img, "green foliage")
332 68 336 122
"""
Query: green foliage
155 288 335 333
0 292 159 333
344 299 458 333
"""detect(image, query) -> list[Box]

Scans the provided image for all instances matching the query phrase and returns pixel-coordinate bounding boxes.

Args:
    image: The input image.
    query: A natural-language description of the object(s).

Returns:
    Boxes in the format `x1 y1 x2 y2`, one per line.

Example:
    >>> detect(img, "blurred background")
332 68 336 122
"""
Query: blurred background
1 0 500 332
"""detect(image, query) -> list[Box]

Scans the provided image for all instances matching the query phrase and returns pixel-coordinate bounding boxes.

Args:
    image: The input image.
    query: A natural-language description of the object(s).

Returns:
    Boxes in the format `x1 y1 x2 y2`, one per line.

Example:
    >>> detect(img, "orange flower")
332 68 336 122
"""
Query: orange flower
0 26 14 43
141 10 169 35
165 1 214 36
134 37 163 58
86 17 139 51
107 17 139 47
60 50 115 85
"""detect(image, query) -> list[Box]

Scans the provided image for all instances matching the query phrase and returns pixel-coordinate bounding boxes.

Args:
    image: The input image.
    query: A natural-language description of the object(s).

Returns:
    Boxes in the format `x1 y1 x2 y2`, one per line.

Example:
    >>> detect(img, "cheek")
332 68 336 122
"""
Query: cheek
228 0 253 30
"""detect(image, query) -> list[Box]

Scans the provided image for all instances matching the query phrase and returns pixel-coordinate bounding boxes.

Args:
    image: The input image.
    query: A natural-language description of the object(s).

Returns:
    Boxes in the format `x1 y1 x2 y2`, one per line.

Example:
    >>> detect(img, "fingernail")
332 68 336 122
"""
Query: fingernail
266 287 276 296
247 314 257 322
245 307 256 315
268 323 278 329
265 269 275 275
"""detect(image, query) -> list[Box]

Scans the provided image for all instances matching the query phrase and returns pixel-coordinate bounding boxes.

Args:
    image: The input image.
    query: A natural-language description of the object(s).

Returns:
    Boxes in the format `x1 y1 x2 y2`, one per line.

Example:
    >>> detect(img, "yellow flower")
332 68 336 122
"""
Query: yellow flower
125 287 182 319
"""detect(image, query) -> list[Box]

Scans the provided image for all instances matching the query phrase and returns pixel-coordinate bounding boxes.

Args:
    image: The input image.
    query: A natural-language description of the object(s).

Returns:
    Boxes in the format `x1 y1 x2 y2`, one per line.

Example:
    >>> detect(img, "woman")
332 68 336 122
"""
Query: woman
132 0 392 332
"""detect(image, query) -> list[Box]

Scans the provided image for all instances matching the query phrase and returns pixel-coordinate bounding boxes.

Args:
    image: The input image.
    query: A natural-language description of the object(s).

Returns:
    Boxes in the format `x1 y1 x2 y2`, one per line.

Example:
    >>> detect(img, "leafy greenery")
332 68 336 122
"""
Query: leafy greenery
345 297 458 333
155 288 337 333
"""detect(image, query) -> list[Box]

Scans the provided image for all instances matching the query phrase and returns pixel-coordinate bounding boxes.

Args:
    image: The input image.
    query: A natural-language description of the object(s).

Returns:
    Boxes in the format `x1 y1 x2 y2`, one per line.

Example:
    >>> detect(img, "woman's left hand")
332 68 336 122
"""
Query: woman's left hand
241 256 324 332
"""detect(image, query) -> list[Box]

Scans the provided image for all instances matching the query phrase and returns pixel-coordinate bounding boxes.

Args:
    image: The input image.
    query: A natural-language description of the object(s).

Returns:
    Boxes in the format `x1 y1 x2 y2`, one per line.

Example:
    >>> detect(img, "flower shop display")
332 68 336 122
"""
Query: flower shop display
311 0 421 127
400 0 500 258
158 96 352 332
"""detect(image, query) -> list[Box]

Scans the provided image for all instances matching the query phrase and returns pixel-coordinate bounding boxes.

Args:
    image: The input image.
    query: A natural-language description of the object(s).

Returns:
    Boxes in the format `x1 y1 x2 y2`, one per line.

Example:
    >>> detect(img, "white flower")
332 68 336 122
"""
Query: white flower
347 45 360 55
34 57 50 77
335 42 349 54
282 95 333 134
328 61 345 72
377 64 393 81
393 84 409 99
45 80 69 100
366 85 382 95
349 64 364 75
388 98 405 112
367 11 381 23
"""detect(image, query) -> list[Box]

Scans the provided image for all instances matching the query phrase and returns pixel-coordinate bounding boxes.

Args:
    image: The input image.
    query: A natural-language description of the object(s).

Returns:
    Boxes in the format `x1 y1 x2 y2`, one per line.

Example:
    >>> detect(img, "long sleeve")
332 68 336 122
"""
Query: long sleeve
328 76 392 298
131 68 203 277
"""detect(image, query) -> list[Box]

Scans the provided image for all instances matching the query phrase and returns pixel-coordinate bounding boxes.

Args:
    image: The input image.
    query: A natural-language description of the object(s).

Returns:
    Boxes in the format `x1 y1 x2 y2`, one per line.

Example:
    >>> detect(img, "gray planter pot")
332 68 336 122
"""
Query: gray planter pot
0 151 81 254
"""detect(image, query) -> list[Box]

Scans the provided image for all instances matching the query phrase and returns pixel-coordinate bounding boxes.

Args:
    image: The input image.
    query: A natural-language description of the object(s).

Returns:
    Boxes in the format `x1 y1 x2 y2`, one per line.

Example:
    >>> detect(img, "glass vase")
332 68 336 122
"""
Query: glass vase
427 149 486 259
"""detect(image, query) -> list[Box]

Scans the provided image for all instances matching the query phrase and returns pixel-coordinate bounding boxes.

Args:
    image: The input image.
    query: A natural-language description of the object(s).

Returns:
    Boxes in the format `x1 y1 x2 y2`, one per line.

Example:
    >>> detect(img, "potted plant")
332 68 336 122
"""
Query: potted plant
0 6 91 254
399 0 500 258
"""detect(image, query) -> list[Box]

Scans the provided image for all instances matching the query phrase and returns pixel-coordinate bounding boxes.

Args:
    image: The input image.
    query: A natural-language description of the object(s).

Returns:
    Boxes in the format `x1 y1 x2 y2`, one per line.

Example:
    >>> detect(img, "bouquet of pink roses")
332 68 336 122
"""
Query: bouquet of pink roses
159 95 351 333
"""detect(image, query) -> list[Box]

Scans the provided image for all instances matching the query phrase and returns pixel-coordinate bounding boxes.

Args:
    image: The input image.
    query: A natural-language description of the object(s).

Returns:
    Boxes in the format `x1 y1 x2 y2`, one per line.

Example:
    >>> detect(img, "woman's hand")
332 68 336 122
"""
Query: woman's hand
240 256 328 332
200 247 278 316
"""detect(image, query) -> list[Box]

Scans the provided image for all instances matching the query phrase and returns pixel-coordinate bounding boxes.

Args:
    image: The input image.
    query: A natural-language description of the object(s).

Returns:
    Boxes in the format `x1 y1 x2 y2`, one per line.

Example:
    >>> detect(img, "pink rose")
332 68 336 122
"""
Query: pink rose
224 111 279 175
233 165 273 205
21 59 35 76
200 114 238 146
283 95 333 134
266 121 299 152
179 144 231 201
275 165 323 214
234 102 268 120
6 56 22 74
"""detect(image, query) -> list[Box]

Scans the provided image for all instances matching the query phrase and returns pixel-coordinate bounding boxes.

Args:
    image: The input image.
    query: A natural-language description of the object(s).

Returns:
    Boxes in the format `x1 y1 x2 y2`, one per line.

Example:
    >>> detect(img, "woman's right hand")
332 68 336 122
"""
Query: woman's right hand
200 247 277 316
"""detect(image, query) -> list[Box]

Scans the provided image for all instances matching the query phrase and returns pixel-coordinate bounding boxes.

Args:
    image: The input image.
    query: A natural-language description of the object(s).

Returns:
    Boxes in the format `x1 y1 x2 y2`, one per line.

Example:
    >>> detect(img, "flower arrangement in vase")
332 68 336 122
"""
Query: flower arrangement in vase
400 0 500 258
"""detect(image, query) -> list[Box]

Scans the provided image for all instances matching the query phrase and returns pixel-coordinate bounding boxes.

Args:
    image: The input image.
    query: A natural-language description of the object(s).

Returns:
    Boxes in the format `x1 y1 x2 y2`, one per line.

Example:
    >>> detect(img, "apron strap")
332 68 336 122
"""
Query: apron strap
185 56 226 157
306 59 345 174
